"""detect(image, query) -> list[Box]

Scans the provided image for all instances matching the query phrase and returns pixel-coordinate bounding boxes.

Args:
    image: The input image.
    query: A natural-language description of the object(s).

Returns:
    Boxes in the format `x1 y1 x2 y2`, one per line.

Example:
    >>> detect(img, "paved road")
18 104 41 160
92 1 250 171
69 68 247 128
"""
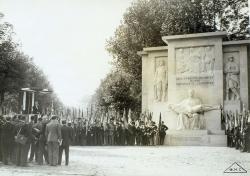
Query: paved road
0 146 249 176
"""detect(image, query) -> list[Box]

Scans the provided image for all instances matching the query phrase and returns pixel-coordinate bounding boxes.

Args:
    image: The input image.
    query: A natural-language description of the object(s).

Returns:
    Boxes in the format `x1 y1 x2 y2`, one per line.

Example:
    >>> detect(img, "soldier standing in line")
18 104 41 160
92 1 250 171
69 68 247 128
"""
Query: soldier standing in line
104 122 109 145
99 123 104 145
120 123 126 145
135 122 142 146
141 122 147 145
109 120 115 145
93 122 98 145
128 121 136 145
234 126 241 150
245 122 250 152
159 121 168 145
86 124 91 145
116 122 122 145
114 122 119 145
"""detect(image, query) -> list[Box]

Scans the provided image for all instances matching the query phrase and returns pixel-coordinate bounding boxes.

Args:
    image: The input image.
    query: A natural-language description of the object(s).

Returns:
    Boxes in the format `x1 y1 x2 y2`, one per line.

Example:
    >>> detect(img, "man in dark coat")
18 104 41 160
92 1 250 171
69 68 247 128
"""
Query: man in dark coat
159 121 168 145
0 115 5 162
58 120 73 165
128 121 136 145
35 117 47 165
245 123 250 152
1 116 15 165
16 115 34 167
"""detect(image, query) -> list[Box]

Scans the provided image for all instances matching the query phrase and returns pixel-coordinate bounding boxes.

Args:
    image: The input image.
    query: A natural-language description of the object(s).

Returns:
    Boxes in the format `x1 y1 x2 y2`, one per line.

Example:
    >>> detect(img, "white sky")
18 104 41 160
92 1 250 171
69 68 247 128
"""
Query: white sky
0 0 133 107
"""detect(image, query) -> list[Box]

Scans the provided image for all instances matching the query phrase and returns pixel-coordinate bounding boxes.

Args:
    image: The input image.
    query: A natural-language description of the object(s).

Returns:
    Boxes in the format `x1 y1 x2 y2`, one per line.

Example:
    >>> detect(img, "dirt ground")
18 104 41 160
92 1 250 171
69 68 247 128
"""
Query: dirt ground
0 146 249 176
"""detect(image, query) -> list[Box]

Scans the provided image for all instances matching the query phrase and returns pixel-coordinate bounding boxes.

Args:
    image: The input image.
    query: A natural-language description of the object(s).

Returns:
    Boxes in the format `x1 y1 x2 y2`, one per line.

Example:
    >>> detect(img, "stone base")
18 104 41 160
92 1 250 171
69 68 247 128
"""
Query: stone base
165 130 227 146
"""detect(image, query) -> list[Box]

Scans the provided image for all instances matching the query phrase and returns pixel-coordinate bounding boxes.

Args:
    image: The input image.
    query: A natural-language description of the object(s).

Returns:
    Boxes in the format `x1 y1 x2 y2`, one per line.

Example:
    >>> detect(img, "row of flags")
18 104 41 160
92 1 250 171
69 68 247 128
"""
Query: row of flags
56 106 158 128
222 108 250 133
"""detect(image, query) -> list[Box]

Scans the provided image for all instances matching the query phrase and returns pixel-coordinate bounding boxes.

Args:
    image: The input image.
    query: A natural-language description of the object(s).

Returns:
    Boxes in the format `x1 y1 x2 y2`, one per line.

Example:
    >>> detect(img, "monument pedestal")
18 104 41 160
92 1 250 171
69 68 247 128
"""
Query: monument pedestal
165 130 227 146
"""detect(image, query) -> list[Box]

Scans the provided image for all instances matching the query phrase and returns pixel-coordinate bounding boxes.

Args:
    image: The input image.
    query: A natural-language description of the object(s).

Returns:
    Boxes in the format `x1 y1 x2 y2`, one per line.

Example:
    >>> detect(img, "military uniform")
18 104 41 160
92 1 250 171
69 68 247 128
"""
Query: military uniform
159 124 168 145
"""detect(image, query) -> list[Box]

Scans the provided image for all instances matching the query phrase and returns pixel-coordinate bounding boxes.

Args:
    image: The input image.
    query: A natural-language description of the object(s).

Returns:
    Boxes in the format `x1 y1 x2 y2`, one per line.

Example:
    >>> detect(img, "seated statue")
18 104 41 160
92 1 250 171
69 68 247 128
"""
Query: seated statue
168 89 221 130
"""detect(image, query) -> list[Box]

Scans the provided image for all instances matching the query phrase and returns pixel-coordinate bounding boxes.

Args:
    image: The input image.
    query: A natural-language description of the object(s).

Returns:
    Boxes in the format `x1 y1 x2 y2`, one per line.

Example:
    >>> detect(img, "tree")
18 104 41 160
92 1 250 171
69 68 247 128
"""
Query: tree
220 0 249 40
0 12 62 114
102 0 248 114
92 70 139 113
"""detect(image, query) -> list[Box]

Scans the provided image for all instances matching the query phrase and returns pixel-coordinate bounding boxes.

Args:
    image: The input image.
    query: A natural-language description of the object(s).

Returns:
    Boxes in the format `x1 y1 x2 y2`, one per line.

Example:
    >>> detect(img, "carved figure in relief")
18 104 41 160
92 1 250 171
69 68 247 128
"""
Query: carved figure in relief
168 89 220 130
176 47 215 75
202 46 215 73
176 49 189 74
154 60 167 102
224 56 240 100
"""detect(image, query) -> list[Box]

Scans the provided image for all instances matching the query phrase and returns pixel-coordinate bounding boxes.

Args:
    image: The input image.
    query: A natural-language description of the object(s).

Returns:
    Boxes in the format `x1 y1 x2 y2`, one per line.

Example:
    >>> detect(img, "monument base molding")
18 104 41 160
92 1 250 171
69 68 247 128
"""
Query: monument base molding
165 130 227 146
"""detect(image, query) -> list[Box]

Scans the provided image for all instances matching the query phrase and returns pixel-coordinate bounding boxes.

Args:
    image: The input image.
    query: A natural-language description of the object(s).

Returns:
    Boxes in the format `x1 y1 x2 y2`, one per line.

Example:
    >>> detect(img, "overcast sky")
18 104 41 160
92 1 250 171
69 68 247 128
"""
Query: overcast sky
0 0 133 107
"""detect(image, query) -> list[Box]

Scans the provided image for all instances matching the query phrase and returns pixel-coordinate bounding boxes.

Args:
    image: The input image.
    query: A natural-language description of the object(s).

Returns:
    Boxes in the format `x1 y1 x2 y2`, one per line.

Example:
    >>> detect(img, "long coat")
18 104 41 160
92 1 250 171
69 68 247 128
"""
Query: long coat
61 125 73 146
45 120 61 142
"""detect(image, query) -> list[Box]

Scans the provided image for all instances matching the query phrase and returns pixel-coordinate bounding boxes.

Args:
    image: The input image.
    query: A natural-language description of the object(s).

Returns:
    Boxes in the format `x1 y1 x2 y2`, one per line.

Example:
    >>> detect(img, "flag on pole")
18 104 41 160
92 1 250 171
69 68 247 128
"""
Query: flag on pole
157 112 162 145
128 109 132 124
123 108 128 129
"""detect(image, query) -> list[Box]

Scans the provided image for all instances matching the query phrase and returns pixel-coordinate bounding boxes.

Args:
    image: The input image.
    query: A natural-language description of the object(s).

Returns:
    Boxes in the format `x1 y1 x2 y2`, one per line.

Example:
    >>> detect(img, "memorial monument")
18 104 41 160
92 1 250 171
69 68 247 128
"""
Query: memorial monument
138 31 250 146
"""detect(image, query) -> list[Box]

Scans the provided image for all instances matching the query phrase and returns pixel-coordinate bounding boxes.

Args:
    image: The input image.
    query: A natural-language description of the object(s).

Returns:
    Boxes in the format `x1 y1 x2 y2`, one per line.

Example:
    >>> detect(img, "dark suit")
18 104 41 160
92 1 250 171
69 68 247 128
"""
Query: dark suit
1 121 15 164
16 121 34 166
58 125 73 165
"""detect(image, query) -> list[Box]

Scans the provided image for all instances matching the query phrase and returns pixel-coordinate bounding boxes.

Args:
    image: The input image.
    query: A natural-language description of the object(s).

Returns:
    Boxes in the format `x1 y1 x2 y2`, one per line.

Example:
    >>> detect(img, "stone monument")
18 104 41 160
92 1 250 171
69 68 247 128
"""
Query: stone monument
138 31 250 146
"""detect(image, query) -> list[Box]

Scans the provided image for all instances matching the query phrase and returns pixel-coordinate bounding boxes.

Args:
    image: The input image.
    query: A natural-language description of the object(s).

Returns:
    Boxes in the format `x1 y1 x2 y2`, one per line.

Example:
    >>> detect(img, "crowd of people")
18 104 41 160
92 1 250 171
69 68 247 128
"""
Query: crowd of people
71 118 168 146
0 113 169 167
0 107 250 169
0 115 73 166
223 109 250 152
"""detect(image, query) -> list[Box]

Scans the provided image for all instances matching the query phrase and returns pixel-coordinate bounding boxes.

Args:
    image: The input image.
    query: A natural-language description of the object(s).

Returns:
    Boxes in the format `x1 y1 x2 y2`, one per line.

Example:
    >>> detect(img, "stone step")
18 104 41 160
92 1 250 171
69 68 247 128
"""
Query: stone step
165 130 227 146
166 130 208 136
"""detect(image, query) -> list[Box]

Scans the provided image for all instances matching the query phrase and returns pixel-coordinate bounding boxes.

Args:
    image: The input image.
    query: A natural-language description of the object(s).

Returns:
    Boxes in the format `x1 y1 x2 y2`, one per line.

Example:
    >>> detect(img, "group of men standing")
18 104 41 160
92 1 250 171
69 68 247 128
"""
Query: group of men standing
0 114 73 167
71 119 168 146
224 110 250 152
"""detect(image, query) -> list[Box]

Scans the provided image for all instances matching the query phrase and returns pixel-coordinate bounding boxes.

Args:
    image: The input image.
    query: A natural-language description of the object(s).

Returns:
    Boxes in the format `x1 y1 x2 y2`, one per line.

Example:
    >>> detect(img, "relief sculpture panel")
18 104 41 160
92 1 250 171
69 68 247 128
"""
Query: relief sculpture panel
175 46 215 86
223 52 240 101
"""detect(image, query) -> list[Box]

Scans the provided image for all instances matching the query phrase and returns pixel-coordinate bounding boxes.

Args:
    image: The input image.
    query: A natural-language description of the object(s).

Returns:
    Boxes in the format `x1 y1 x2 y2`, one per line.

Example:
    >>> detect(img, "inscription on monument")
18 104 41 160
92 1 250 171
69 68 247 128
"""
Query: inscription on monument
175 46 215 86
176 76 214 86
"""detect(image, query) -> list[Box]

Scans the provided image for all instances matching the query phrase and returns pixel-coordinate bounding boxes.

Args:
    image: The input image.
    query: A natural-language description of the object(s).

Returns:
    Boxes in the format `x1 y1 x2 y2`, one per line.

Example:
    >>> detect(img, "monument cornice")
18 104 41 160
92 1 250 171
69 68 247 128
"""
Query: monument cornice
223 40 250 46
137 46 168 56
162 31 227 44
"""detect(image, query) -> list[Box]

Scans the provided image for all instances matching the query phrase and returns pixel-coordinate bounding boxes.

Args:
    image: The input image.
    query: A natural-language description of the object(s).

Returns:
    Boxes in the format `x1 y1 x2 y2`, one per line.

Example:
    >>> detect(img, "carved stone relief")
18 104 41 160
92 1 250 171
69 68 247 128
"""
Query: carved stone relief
223 53 240 101
175 46 215 86
154 56 167 102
